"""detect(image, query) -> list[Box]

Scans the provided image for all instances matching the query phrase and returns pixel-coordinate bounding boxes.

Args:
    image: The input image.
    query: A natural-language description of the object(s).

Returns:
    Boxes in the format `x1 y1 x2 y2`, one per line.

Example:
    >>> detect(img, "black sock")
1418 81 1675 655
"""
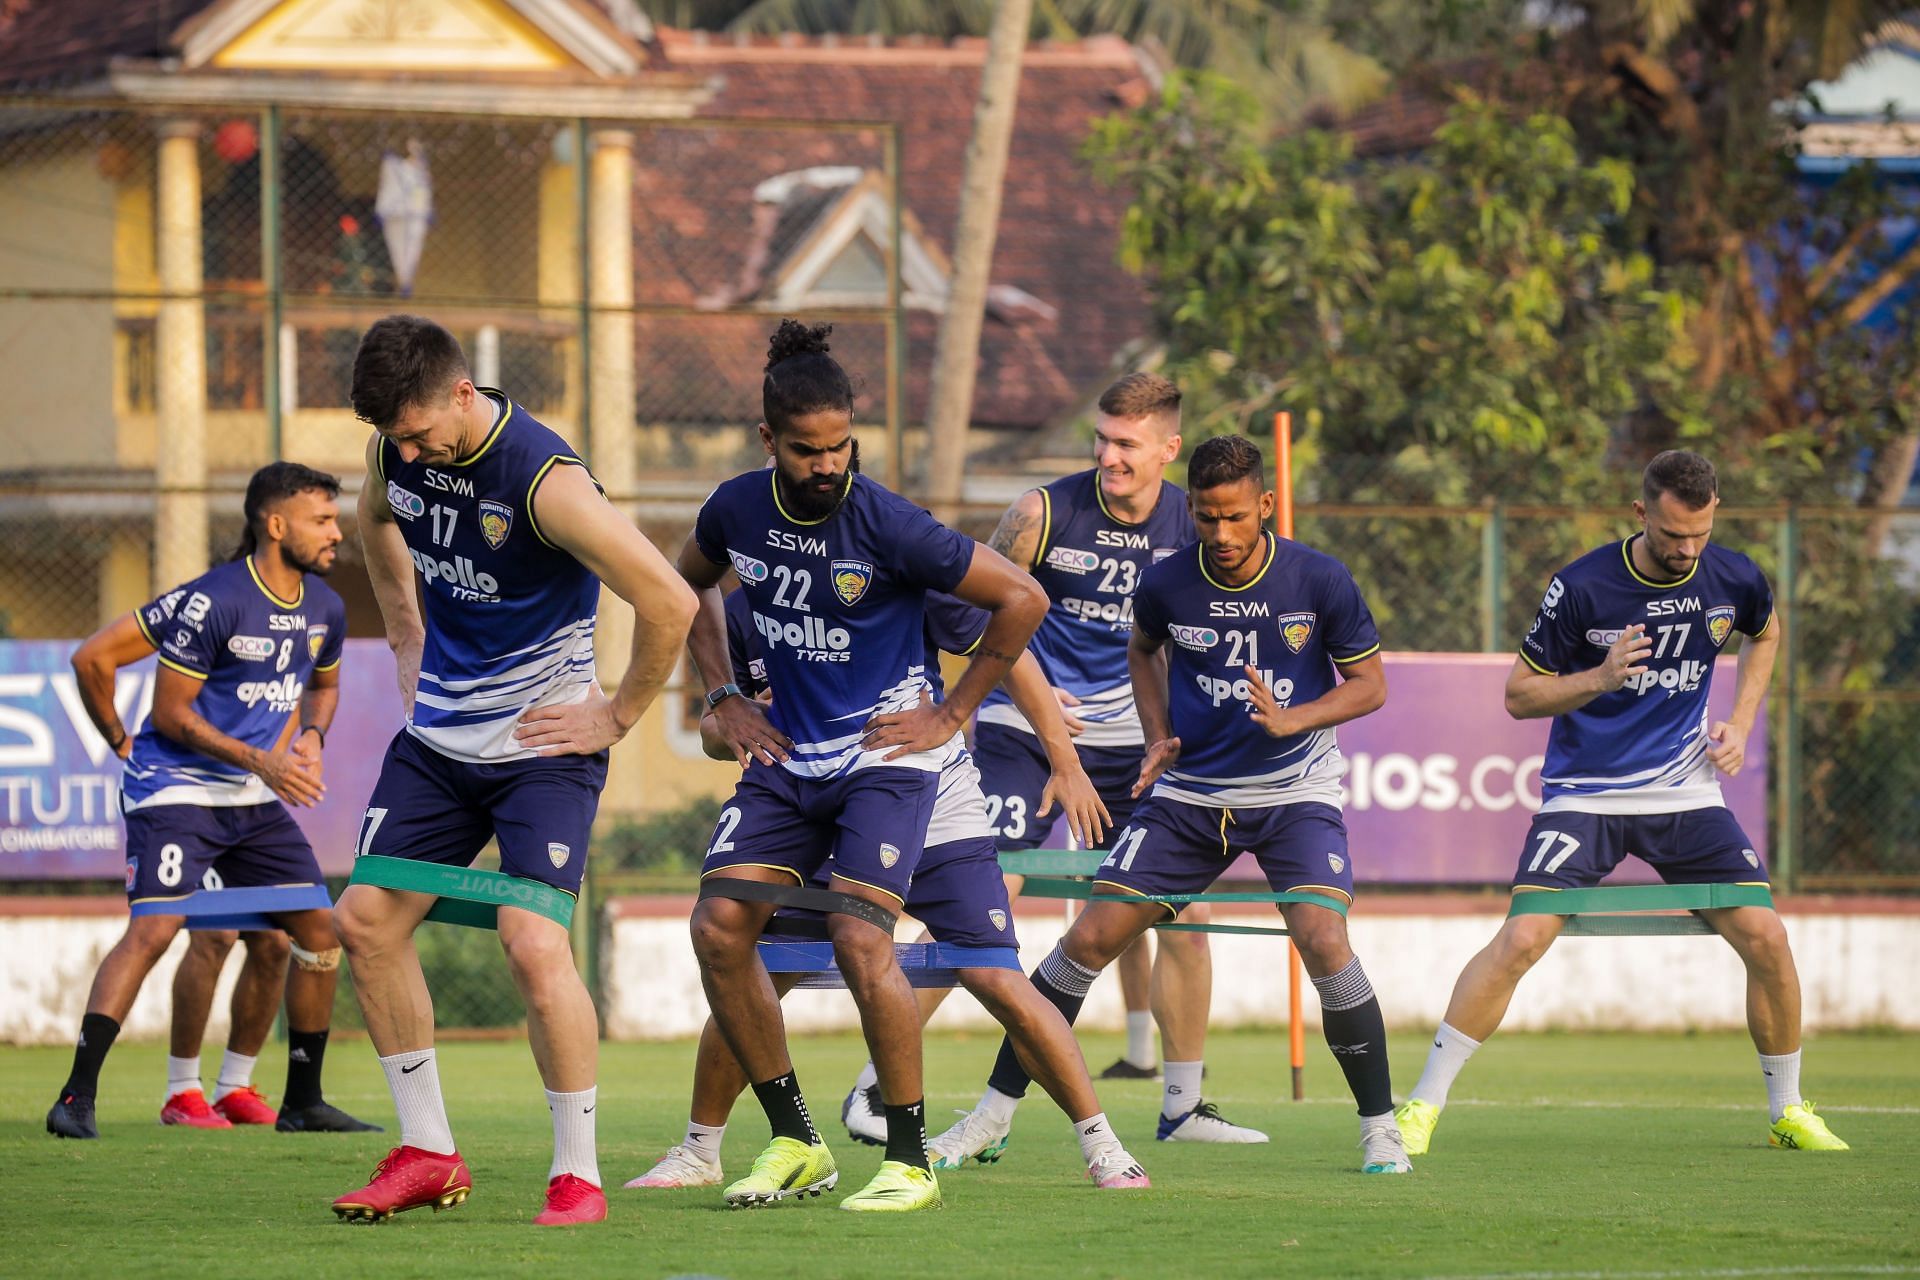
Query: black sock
750 1071 819 1144
283 1028 329 1109
1312 958 1394 1116
884 1099 928 1170
62 1013 121 1099
986 945 1099 1099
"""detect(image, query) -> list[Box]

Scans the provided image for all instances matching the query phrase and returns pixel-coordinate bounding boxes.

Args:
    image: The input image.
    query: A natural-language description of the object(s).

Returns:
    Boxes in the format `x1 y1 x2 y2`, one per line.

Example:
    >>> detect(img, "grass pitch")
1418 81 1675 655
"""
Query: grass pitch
7 1029 1916 1279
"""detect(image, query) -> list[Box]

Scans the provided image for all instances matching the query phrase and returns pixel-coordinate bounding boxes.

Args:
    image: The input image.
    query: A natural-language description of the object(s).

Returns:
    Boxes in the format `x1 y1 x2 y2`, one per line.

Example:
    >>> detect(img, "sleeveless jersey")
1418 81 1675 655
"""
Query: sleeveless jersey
1133 532 1381 808
123 557 346 811
1520 536 1773 814
378 391 601 763
977 469 1195 747
695 470 975 779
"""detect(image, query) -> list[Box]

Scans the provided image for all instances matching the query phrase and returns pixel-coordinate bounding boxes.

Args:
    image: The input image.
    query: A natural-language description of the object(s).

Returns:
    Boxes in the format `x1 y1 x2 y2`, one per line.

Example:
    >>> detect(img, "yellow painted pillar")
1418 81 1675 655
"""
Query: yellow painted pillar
586 127 646 817
98 529 154 627
154 119 208 590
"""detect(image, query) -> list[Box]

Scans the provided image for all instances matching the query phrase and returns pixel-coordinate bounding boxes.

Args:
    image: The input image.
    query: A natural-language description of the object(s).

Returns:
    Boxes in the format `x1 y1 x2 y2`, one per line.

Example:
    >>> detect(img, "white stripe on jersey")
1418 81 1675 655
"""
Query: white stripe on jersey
1539 712 1726 814
122 776 273 811
1152 733 1347 809
976 682 1143 748
417 618 594 693
409 615 598 763
925 745 994 846
777 669 961 777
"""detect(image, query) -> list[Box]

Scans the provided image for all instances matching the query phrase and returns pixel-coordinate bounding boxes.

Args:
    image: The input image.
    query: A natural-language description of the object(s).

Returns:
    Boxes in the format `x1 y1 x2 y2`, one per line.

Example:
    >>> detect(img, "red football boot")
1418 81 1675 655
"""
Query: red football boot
160 1089 233 1129
331 1146 473 1222
532 1174 607 1226
212 1086 278 1126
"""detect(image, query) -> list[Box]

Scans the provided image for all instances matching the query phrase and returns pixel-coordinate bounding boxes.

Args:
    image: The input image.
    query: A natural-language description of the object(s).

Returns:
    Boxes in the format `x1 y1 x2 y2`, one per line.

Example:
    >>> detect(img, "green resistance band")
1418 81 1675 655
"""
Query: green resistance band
1509 883 1773 937
347 855 576 930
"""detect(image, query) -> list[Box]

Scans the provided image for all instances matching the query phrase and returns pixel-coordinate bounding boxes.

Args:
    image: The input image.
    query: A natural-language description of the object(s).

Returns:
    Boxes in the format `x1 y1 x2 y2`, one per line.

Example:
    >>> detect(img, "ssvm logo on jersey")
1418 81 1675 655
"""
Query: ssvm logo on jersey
478 500 513 550
1279 612 1316 654
832 559 874 605
1706 605 1736 647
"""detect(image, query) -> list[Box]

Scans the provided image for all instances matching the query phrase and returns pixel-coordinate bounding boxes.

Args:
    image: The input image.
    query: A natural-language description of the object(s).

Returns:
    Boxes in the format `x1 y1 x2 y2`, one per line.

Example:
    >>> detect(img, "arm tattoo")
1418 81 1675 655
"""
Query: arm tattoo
977 645 1022 664
987 498 1042 570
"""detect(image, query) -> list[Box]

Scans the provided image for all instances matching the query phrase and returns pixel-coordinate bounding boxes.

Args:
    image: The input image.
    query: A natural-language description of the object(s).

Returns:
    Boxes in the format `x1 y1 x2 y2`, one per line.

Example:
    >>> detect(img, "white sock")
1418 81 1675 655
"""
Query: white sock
1410 1021 1481 1111
546 1086 601 1187
166 1054 201 1101
1074 1112 1124 1163
1759 1050 1803 1122
1125 1011 1156 1068
854 1060 879 1091
1162 1061 1203 1120
213 1049 257 1102
378 1048 456 1155
978 1085 1021 1127
683 1119 725 1163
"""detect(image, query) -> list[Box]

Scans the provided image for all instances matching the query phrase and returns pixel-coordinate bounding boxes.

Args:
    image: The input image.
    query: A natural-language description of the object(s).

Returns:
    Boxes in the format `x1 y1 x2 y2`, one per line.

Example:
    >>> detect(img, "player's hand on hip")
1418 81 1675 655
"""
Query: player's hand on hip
712 694 792 768
1039 762 1110 847
1133 737 1181 798
1241 665 1295 738
862 701 961 761
290 731 324 782
1053 687 1088 736
1705 720 1747 777
255 746 325 808
1596 624 1654 692
514 688 625 757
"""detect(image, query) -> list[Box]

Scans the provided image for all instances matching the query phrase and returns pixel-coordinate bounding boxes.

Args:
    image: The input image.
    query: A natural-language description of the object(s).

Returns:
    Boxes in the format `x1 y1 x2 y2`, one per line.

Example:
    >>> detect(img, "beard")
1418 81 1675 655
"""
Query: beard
287 545 336 577
775 438 861 521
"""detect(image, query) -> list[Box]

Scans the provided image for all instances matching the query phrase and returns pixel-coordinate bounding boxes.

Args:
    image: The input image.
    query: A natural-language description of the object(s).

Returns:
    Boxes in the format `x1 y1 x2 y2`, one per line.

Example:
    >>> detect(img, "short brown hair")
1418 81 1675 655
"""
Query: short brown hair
1643 449 1717 509
350 314 471 429
1097 371 1182 423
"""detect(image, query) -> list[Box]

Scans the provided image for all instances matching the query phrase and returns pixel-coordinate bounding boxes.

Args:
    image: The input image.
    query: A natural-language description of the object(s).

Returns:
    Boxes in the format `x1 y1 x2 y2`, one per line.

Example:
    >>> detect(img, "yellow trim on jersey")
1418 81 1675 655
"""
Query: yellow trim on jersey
1092 475 1161 529
768 467 849 527
247 557 303 610
1093 878 1180 922
315 658 341 673
525 455 590 549
1032 487 1052 571
373 436 387 483
1332 643 1381 665
1749 611 1775 640
157 656 208 681
702 864 805 886
449 391 512 467
1197 532 1275 593
1620 535 1699 589
953 629 985 657
828 873 907 906
133 610 158 647
1519 650 1557 676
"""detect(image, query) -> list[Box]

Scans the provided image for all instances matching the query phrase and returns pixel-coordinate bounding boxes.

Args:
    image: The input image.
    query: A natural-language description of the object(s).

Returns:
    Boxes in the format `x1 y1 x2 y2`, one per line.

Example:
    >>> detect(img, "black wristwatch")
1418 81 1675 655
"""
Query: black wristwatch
705 683 743 711
298 724 327 747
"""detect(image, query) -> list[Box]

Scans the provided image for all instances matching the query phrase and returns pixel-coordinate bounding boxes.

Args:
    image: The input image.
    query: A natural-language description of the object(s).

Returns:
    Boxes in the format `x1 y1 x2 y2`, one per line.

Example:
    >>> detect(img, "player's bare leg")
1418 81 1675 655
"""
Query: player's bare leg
48 913 185 1138
1703 905 1845 1148
1282 901 1406 1171
163 930 238 1126
331 884 470 1222
1150 904 1213 1120
168 929 289 1126
227 931 290 1056
1397 910 1566 1156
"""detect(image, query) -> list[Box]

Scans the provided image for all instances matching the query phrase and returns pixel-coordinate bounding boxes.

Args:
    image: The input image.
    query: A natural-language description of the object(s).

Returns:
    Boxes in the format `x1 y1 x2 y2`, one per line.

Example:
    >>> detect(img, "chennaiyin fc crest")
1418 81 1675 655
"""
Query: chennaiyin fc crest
1279 611 1317 655
832 559 875 606
478 500 514 551
1706 605 1736 648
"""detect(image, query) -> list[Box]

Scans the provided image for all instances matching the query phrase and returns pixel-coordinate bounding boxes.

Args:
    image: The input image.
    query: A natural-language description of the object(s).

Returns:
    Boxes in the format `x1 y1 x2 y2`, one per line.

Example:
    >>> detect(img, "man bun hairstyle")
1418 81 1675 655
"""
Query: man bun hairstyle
233 461 340 560
763 318 855 433
1642 449 1717 510
350 314 471 430
1098 371 1182 425
1187 434 1265 492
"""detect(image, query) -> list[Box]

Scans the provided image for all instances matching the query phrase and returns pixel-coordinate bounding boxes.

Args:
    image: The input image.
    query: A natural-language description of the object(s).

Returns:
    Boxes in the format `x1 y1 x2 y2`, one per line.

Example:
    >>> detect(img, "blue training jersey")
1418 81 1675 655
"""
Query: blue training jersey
378 391 601 763
1520 535 1773 814
978 469 1195 748
123 558 346 812
695 470 975 779
1133 532 1381 809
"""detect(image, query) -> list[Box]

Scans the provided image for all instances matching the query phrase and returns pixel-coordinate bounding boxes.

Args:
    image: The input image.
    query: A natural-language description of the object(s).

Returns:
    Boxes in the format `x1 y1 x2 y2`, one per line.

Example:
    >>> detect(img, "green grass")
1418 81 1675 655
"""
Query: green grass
7 1030 1916 1279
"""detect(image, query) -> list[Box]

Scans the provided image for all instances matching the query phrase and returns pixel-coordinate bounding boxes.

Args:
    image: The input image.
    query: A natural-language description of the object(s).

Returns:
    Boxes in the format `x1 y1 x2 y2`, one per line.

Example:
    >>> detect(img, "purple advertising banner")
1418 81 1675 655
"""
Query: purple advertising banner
0 640 402 879
1327 653 1767 883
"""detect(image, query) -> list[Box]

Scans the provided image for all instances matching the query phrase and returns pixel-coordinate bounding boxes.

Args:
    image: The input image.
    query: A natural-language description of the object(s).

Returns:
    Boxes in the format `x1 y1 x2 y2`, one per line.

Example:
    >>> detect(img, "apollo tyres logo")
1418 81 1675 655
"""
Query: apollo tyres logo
754 609 852 663
235 674 305 713
409 547 501 603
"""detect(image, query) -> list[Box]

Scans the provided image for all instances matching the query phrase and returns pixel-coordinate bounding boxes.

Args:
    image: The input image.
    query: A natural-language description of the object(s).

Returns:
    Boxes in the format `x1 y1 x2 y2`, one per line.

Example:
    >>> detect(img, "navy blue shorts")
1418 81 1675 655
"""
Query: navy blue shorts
703 762 938 904
1513 806 1766 890
972 721 1142 852
1095 796 1352 918
783 834 1017 948
357 729 608 894
125 802 322 904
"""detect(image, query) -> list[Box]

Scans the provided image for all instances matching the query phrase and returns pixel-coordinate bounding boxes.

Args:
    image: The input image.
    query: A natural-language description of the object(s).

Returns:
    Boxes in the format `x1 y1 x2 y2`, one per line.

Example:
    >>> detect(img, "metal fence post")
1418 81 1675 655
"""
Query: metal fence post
1775 506 1799 890
1480 502 1505 652
261 106 282 461
884 125 905 491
